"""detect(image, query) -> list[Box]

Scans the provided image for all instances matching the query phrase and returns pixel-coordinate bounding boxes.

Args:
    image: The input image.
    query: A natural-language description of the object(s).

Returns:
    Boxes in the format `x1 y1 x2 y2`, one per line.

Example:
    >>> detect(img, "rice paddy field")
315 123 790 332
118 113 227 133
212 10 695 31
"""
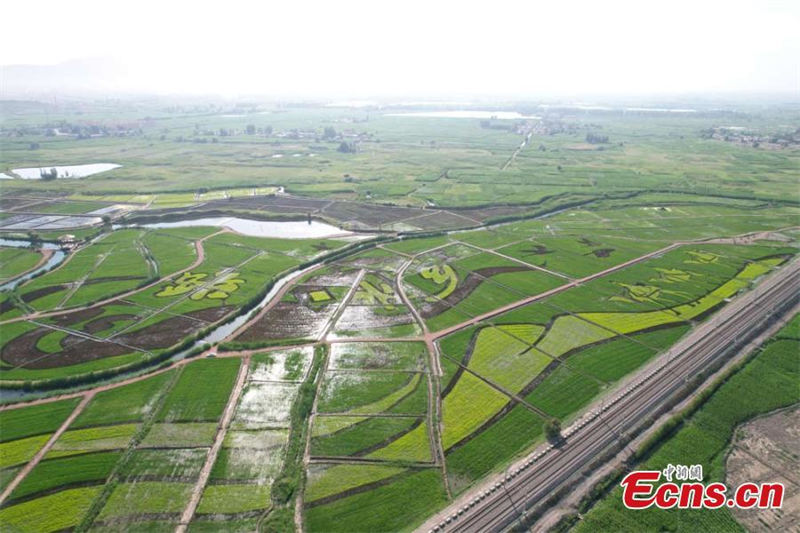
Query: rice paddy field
1 100 799 531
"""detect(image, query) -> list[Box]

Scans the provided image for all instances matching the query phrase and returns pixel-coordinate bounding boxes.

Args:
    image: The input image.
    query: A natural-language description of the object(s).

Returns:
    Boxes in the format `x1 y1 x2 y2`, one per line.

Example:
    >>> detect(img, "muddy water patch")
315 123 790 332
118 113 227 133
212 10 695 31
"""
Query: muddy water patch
232 382 299 428
249 346 314 382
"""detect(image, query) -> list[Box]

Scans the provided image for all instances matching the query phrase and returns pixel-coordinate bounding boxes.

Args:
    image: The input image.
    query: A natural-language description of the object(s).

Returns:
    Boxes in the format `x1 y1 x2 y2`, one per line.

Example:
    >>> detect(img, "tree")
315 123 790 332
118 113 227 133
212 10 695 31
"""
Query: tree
40 167 58 180
323 126 337 139
246 124 256 135
29 142 40 150
337 141 355 153
585 132 609 144
544 418 561 442
27 232 42 249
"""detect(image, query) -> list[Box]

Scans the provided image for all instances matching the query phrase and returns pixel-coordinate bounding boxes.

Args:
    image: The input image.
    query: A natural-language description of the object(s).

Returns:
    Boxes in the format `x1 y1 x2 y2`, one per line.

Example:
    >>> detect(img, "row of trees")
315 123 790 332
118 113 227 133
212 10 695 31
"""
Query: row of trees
585 132 609 144
39 167 59 180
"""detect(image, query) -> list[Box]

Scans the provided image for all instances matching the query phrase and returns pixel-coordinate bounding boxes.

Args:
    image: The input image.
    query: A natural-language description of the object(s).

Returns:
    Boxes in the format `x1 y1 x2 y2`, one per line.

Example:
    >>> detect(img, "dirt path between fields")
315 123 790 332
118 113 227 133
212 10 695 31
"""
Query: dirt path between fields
462 242 572 280
176 355 250 532
0 392 94 505
327 336 425 343
321 269 365 340
396 257 451 497
501 131 533 171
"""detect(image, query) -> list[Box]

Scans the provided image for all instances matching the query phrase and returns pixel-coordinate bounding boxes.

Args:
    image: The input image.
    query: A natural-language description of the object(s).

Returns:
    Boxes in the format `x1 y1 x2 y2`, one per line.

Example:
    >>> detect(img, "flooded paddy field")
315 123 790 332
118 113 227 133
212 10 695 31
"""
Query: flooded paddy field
234 266 359 345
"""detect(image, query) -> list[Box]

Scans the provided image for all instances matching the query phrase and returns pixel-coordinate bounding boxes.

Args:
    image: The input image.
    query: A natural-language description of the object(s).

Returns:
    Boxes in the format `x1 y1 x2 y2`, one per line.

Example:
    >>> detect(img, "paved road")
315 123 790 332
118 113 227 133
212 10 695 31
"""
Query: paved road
422 257 800 533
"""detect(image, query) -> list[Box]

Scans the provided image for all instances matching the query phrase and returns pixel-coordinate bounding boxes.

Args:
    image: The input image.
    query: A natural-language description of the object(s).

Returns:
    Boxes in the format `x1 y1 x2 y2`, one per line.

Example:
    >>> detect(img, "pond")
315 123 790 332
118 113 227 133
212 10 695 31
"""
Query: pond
11 163 121 179
128 217 353 239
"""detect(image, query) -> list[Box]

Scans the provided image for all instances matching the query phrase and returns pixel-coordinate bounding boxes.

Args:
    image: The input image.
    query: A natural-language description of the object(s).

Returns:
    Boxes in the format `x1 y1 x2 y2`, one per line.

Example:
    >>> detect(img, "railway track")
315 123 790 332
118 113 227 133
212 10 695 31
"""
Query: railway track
424 258 800 533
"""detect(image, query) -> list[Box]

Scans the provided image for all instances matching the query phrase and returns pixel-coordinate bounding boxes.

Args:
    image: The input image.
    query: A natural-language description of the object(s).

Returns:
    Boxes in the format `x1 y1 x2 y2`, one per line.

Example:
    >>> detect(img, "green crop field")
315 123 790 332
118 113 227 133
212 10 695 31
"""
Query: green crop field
140 422 218 448
73 371 175 427
311 415 423 458
0 398 80 442
156 359 239 422
306 463 405 503
0 486 103 532
97 481 193 518
317 371 419 414
0 434 52 469
462 325 551 393
0 398 80 474
121 448 207 479
367 422 432 463
10 451 120 501
304 469 448 533
196 484 271 514
566 326 688 383
445 404 544 492
523 365 601 418
440 372 511 449
0 247 42 284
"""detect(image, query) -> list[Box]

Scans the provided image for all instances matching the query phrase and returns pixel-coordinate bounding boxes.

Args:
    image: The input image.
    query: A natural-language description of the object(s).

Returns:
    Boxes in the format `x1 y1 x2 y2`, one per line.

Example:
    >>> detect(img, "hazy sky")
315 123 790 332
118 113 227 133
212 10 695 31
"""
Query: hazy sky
2 0 798 97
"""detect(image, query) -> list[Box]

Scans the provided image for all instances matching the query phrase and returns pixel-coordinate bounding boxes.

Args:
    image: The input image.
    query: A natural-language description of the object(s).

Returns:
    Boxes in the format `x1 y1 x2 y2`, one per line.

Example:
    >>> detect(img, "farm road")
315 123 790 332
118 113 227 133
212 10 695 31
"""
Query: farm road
396 256 450 496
